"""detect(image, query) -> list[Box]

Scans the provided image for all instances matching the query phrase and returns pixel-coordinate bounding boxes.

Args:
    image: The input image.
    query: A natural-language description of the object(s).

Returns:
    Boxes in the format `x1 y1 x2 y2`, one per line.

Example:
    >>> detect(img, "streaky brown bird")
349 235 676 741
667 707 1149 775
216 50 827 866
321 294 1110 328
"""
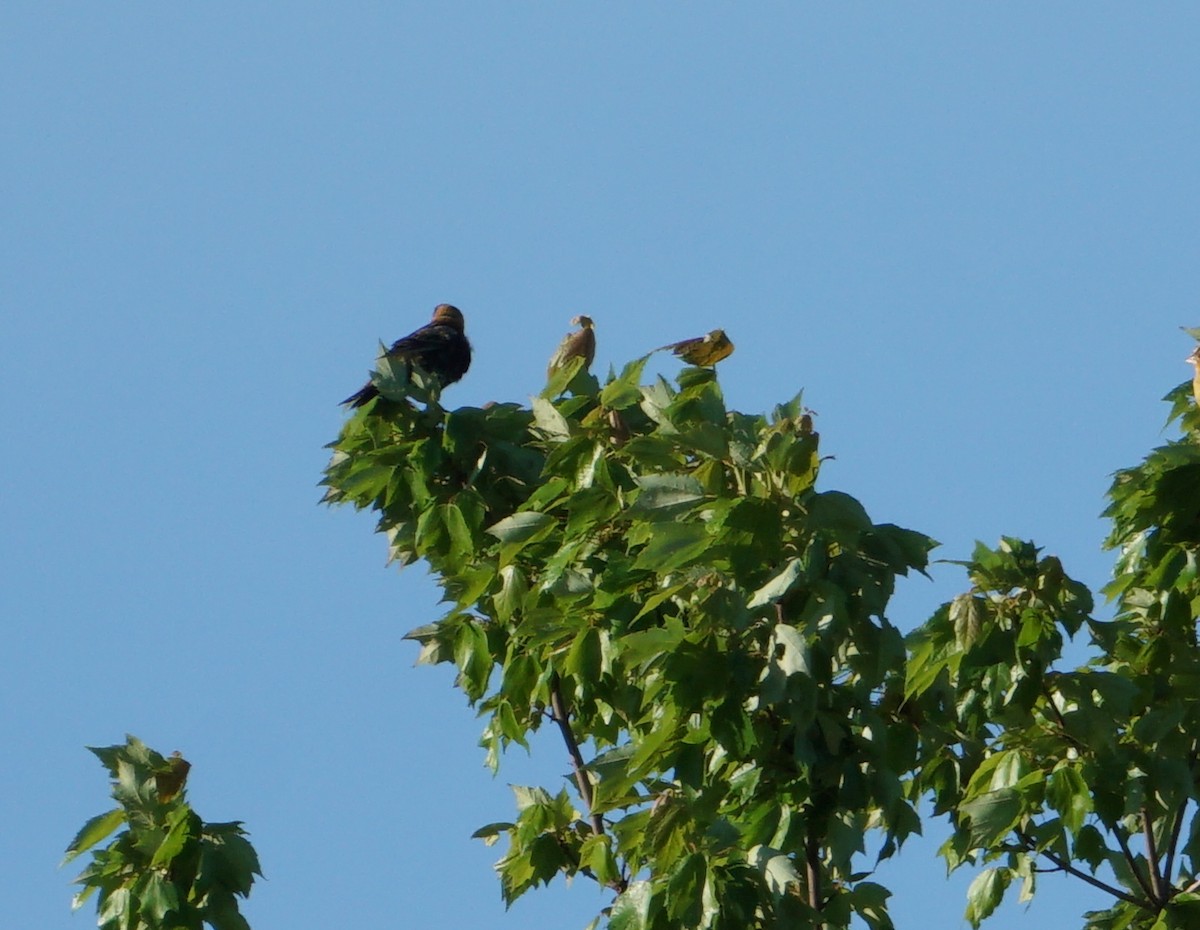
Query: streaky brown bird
154 751 191 802
1187 346 1200 409
547 315 596 378
342 303 472 407
659 328 734 366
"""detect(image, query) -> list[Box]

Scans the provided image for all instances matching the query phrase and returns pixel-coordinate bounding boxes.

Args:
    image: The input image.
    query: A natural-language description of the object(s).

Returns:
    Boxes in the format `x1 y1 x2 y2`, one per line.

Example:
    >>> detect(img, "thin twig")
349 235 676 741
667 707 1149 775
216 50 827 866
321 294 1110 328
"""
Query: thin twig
1115 827 1159 905
805 830 823 923
1163 802 1187 899
1040 686 1087 752
1142 807 1164 904
1019 834 1151 911
548 673 606 837
1163 745 1197 891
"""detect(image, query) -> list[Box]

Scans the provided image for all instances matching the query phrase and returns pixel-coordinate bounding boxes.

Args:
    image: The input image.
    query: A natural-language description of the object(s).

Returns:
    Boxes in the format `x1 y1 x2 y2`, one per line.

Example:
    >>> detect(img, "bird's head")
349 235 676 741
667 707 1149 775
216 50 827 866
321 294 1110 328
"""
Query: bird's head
432 304 465 330
1188 346 1200 367
572 315 594 329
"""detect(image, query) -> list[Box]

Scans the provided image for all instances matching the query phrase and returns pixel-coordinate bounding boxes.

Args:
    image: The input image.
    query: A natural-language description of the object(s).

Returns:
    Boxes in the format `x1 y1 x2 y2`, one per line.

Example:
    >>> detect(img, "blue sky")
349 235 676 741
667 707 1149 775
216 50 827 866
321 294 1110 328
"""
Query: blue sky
3 5 1199 928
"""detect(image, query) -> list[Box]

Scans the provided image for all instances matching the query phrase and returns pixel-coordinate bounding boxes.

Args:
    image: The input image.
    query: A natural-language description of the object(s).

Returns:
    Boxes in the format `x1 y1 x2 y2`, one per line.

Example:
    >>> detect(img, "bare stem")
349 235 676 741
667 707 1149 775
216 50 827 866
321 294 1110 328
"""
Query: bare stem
548 673 605 837
805 831 823 924
1142 808 1164 904
1163 803 1186 899
1020 833 1151 910
1163 746 1197 891
1115 827 1159 905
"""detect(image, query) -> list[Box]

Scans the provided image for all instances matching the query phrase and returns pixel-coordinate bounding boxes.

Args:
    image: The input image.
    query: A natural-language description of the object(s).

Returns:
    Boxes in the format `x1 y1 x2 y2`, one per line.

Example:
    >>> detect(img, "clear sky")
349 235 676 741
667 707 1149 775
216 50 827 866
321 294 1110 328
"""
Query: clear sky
3 5 1199 929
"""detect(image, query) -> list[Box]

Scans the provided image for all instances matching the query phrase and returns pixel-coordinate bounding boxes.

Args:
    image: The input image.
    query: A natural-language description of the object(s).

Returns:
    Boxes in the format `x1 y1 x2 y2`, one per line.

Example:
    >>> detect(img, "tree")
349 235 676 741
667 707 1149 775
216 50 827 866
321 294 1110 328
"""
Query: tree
907 373 1200 929
323 355 934 928
71 336 1200 929
65 735 261 930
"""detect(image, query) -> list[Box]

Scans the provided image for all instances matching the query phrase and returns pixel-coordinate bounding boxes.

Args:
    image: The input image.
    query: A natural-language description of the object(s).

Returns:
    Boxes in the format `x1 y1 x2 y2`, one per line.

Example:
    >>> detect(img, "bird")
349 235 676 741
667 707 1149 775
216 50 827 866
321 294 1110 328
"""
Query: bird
342 304 472 407
1188 346 1200 409
547 315 596 378
154 751 191 803
659 329 734 366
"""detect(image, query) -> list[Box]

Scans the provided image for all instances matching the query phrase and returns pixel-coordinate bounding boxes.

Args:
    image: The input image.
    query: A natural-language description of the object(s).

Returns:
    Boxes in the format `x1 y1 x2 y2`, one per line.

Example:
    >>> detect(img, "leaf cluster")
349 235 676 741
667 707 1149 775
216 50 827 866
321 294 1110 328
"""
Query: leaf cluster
903 372 1200 929
324 359 934 929
65 736 261 930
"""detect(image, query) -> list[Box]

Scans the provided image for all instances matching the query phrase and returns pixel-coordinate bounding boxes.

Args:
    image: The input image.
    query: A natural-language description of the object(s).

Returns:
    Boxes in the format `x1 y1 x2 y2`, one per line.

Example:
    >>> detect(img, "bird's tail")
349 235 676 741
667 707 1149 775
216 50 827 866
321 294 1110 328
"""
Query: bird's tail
340 382 379 407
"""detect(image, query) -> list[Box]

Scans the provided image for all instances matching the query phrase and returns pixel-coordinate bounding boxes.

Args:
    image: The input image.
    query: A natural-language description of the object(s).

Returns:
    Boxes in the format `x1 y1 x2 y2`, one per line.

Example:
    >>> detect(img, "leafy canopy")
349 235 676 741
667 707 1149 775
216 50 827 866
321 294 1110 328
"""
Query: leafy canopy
906 372 1200 929
65 735 261 930
323 338 1200 930
324 355 933 929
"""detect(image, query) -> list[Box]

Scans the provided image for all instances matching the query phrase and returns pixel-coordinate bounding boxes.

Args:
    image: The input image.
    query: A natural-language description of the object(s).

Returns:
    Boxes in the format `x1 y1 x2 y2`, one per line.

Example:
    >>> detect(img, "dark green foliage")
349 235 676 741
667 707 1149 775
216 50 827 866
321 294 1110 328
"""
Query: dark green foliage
325 360 932 929
906 372 1200 929
65 736 261 930
325 340 1200 930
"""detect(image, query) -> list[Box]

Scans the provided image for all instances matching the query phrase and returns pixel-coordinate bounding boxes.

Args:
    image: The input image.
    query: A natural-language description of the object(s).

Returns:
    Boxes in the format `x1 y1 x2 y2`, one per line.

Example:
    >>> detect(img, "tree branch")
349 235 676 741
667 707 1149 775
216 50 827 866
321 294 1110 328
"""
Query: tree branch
1019 833 1152 911
548 672 606 838
805 830 823 923
548 673 629 895
1163 746 1197 892
1142 807 1165 905
1040 686 1087 752
1163 802 1187 899
1115 827 1159 905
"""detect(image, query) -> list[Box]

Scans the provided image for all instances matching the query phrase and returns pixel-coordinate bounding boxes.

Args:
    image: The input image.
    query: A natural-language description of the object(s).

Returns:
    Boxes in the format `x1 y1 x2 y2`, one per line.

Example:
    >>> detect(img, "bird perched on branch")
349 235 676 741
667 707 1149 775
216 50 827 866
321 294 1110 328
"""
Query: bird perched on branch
547 315 596 378
154 751 191 802
1188 346 1200 409
659 328 734 366
342 304 472 407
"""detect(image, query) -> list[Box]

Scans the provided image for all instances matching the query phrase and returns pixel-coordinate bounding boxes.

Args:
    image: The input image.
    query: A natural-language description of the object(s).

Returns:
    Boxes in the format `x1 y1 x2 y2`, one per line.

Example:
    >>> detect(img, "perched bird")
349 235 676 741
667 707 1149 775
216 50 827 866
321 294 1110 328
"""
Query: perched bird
342 304 472 407
659 329 734 366
1188 346 1200 409
547 315 596 378
154 751 191 802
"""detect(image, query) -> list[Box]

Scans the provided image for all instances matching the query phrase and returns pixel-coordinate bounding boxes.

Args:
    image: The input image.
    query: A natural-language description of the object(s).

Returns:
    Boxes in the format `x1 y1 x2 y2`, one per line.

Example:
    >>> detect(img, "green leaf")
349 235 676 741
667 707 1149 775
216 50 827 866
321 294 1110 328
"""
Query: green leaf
454 620 493 701
488 512 556 564
809 491 872 537
472 822 515 847
494 565 528 621
63 808 125 864
98 886 132 927
531 396 571 440
1046 766 1092 835
609 880 653 930
666 852 706 922
748 559 804 608
440 503 475 562
960 788 1021 848
150 806 195 868
965 867 1012 928
137 873 179 922
750 845 800 898
340 464 395 501
579 834 619 885
632 523 712 573
565 627 603 683
950 593 986 650
630 473 706 514
600 356 651 410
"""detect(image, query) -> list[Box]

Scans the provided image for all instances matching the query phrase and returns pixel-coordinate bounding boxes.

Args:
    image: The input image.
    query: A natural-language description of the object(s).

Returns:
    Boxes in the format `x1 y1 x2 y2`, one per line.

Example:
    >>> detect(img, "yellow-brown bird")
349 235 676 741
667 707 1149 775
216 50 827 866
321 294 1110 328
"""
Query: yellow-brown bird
342 304 472 407
547 315 596 378
154 751 191 802
1187 346 1200 409
659 329 734 366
